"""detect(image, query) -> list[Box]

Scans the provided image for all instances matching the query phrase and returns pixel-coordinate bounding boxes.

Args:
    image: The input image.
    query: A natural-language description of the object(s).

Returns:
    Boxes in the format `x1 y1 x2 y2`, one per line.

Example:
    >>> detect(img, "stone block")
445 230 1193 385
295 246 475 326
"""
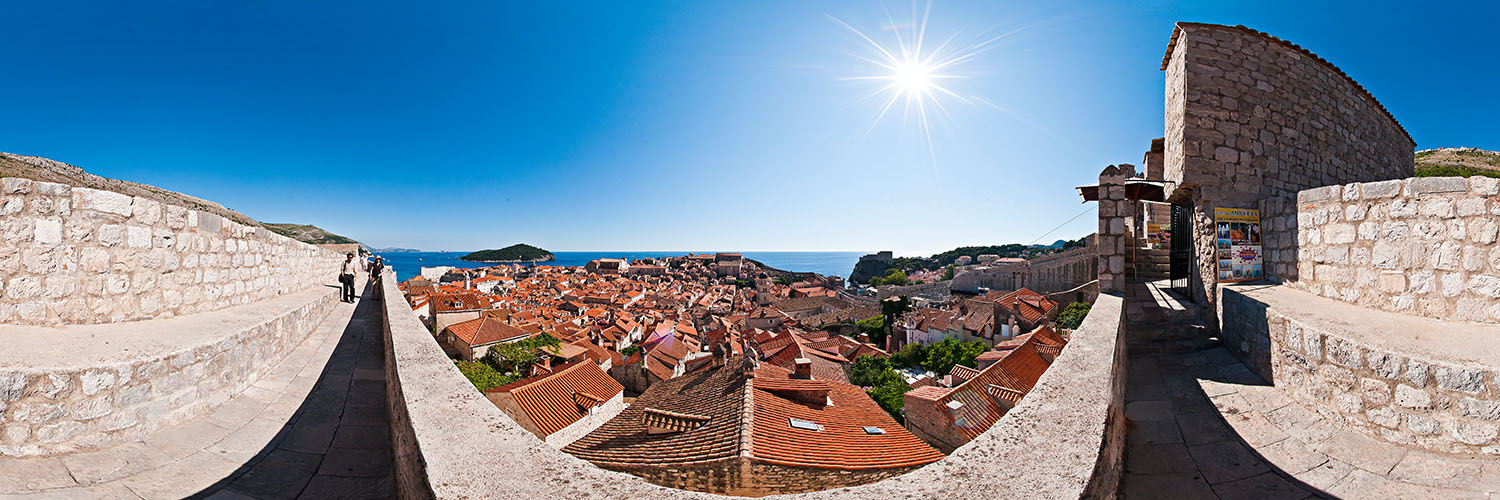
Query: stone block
74 188 132 216
1454 421 1500 445
1419 198 1456 218
2 177 34 194
1471 176 1500 196
1459 198 1489 217
1407 414 1441 435
1395 384 1431 409
1435 365 1486 394
1408 177 1469 196
198 211 223 233
1298 185 1341 203
1461 398 1500 421
33 219 62 246
131 197 162 224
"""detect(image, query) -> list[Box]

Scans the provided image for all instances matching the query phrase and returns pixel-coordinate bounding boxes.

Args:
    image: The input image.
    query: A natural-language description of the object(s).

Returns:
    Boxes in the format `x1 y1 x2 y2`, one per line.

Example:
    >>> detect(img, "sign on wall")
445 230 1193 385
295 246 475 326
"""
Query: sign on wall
1146 223 1167 249
1214 207 1262 282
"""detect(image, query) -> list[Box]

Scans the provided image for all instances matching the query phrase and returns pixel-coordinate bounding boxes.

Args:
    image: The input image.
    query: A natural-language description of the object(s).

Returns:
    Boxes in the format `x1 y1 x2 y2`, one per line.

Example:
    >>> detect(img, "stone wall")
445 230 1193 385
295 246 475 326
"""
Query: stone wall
1159 23 1415 308
949 240 1097 295
0 286 338 456
1286 177 1500 322
1097 166 1134 293
0 177 344 325
382 264 1130 499
1220 284 1500 455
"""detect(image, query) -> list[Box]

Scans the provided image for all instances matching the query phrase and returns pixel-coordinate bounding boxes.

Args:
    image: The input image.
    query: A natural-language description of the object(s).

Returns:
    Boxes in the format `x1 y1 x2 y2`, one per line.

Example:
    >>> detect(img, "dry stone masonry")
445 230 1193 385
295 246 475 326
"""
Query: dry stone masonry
1159 23 1415 307
0 291 337 457
0 177 343 325
1287 177 1500 322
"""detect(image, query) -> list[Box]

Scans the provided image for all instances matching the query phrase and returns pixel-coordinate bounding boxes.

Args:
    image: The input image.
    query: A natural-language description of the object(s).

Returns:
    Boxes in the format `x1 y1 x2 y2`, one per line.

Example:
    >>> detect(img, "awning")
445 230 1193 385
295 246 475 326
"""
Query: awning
1076 178 1171 203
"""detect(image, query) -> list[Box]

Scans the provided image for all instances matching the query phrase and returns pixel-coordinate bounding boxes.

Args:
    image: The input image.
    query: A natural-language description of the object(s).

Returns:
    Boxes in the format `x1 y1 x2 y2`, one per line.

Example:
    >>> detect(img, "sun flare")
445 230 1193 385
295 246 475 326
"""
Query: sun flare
835 2 1018 160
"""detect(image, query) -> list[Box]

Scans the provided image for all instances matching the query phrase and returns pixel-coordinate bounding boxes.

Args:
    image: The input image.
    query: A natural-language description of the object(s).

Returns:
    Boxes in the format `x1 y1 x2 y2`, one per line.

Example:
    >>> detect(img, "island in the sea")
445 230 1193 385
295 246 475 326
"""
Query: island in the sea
459 243 555 263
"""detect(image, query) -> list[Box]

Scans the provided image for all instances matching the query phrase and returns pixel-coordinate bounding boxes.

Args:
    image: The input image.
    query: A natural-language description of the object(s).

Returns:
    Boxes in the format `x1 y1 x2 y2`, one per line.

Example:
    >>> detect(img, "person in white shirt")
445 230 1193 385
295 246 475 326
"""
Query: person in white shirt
340 253 359 302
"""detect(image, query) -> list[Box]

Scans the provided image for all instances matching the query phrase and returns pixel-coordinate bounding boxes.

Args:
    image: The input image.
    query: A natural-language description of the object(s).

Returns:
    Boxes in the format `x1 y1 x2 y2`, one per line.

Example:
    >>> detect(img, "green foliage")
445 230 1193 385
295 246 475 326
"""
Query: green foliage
888 342 929 370
775 275 796 286
620 345 641 357
1416 165 1500 179
851 354 911 422
460 243 554 262
481 333 562 376
1056 301 1092 330
885 238 1090 274
854 315 885 345
922 337 987 376
868 268 908 287
866 381 911 423
850 355 901 387
734 279 756 288
942 264 956 281
261 223 358 245
456 361 513 392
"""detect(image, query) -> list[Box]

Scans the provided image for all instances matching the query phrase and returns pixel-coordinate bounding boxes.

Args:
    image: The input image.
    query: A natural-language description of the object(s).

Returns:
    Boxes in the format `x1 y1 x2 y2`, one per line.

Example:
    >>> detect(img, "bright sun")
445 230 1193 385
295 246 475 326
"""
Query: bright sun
892 59 935 95
835 2 1015 159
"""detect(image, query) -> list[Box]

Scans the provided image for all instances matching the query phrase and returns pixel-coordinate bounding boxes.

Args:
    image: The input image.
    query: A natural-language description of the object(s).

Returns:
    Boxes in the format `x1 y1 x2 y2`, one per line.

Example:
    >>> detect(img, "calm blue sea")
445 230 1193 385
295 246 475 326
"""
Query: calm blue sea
374 251 865 282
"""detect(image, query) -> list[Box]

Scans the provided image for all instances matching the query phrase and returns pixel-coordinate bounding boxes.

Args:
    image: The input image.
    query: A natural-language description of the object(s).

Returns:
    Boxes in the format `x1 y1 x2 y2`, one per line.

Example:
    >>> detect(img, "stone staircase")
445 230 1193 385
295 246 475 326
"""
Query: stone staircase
1127 246 1171 281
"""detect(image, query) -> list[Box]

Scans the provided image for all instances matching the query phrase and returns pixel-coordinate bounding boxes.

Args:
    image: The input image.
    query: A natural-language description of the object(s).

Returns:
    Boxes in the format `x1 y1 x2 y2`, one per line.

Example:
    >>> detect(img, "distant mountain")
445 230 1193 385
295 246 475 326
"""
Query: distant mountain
372 247 424 253
261 223 359 245
1416 147 1500 178
1 152 259 226
460 244 555 262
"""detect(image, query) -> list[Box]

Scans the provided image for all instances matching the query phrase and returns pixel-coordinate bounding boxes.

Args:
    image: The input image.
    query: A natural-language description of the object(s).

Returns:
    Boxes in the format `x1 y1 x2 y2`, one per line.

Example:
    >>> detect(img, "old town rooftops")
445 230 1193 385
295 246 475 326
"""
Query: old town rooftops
486 361 624 437
562 356 943 470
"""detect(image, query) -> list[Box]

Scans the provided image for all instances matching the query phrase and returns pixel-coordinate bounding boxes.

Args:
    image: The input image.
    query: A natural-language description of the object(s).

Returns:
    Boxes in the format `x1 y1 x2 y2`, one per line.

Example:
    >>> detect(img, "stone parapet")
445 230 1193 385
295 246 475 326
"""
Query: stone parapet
1221 283 1500 455
0 177 344 326
1286 176 1500 322
380 268 1130 499
0 284 338 456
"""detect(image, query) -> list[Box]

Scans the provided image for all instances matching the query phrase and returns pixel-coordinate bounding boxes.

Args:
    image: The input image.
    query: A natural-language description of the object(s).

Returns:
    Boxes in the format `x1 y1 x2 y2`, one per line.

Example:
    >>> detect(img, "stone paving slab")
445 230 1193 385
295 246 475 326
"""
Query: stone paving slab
0 286 395 499
1119 327 1500 499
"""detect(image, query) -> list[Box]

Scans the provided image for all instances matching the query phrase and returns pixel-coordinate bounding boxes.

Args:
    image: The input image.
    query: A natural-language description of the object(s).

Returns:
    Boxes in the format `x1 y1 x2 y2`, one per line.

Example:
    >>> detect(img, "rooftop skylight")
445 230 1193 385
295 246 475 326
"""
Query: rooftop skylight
862 426 885 435
789 418 823 431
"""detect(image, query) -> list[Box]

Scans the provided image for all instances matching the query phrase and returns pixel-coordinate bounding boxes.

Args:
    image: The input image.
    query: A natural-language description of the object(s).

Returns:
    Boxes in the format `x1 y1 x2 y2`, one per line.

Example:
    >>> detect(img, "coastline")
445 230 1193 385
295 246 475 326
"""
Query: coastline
458 255 557 264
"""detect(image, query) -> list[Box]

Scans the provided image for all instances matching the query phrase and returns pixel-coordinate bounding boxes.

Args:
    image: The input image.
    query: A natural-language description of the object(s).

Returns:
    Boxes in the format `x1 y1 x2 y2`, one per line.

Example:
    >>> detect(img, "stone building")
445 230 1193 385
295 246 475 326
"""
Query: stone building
1115 23 1415 312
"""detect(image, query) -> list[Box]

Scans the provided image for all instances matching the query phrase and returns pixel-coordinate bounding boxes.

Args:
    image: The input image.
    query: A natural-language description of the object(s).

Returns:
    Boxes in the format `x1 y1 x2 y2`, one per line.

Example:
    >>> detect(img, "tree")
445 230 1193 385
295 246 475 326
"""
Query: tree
854 315 885 345
1056 301 1092 330
867 381 911 423
620 345 641 357
942 264 956 281
888 341 928 370
775 275 796 286
922 337 987 375
456 361 512 392
482 333 563 377
869 268 908 287
850 355 901 387
880 296 911 347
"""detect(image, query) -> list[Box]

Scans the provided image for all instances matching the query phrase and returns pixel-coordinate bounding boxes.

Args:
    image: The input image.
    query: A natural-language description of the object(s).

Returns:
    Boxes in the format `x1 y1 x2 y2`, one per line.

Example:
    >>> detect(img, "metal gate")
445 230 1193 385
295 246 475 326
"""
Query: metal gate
1169 204 1193 300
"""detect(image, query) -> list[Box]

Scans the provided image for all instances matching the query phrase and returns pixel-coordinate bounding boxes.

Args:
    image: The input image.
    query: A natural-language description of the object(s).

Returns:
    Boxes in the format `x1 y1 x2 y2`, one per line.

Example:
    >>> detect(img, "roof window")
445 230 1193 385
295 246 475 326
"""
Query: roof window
862 426 886 435
788 418 823 431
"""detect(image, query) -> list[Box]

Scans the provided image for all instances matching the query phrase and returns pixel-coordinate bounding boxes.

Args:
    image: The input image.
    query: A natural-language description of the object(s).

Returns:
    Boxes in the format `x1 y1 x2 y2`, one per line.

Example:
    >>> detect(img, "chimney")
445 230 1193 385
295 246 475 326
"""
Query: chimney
1007 315 1018 339
856 333 870 344
793 358 813 379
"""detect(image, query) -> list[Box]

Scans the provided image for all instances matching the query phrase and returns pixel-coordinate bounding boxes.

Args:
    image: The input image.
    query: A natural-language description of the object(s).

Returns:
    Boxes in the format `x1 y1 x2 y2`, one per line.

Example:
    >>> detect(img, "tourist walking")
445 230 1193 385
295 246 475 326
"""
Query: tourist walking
340 253 358 302
370 257 385 300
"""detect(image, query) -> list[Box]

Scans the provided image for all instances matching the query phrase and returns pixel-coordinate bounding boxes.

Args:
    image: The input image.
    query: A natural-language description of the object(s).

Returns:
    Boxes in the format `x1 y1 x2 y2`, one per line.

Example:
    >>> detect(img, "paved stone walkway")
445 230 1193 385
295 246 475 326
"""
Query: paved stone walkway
0 284 395 499
1121 335 1500 499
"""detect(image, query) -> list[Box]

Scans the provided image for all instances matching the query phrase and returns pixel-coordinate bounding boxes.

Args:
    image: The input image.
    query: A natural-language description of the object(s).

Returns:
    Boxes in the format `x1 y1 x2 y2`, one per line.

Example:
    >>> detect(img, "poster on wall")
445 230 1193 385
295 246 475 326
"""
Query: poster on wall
1146 223 1167 249
1214 207 1262 282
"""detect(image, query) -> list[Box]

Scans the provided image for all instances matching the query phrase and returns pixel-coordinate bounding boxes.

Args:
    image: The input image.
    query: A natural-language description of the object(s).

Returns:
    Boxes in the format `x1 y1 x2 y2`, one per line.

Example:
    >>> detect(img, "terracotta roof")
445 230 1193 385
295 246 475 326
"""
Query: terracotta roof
487 361 624 437
1159 22 1412 146
445 316 529 346
921 333 1066 442
564 357 942 470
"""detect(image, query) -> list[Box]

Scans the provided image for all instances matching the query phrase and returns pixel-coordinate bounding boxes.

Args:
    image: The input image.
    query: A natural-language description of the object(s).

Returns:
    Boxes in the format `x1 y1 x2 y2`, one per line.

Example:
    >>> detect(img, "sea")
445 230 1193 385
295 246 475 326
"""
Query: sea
374 251 866 282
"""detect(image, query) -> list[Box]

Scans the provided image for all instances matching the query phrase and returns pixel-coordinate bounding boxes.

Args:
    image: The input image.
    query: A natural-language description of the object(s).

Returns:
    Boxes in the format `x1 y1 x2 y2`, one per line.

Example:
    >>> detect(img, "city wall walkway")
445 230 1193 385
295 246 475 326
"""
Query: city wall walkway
0 283 395 500
1121 326 1500 499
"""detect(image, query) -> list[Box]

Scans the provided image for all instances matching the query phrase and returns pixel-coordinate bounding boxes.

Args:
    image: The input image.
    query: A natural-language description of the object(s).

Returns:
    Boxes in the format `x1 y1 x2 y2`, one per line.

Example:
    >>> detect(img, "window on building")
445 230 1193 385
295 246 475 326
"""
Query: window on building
788 418 823 431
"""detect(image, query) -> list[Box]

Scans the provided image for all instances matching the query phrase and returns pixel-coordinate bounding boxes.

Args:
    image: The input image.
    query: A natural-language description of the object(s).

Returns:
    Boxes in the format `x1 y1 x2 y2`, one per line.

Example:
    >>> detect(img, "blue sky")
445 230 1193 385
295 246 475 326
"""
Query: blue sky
3 1 1496 255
